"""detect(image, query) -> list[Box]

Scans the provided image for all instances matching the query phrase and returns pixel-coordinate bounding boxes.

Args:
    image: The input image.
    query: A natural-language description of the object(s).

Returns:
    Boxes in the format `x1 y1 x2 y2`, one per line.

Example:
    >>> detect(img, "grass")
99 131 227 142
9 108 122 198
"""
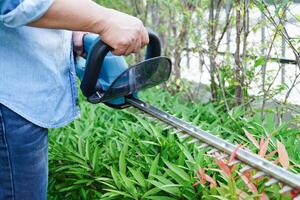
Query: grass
48 87 299 200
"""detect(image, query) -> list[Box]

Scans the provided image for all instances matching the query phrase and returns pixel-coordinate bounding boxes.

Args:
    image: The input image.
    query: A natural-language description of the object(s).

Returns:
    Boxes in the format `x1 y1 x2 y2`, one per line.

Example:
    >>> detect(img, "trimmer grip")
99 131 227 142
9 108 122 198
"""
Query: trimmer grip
82 34 99 54
146 30 162 59
80 30 163 99
80 38 112 97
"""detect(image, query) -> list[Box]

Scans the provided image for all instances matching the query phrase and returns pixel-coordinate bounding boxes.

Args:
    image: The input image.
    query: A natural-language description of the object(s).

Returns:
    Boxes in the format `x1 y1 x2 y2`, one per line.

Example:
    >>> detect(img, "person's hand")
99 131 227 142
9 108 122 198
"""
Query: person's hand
72 31 87 57
98 8 149 56
30 0 149 56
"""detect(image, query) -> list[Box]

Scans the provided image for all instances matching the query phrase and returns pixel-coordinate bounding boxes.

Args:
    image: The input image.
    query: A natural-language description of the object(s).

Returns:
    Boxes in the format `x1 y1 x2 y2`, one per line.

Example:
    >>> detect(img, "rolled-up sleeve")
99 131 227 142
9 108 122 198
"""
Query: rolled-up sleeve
0 0 54 28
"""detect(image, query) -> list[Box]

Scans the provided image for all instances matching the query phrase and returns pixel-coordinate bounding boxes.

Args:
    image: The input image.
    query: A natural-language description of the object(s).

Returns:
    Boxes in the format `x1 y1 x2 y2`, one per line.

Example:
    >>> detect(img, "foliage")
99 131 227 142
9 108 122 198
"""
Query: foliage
48 1 300 199
48 88 299 199
96 0 300 116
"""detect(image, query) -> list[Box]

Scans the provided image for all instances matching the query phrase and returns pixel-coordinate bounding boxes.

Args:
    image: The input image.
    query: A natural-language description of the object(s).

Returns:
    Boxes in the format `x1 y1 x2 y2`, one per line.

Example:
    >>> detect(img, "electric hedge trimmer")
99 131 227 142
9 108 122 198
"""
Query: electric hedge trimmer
76 31 300 197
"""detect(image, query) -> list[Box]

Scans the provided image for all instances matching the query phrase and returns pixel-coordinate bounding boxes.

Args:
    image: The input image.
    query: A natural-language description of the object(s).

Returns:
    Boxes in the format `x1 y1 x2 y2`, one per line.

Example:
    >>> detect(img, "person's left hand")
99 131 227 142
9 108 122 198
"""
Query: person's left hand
73 31 87 57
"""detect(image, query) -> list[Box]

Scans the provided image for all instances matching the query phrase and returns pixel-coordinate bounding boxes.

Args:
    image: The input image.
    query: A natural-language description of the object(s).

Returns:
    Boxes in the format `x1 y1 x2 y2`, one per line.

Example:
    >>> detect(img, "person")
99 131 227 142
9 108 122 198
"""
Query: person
0 0 149 199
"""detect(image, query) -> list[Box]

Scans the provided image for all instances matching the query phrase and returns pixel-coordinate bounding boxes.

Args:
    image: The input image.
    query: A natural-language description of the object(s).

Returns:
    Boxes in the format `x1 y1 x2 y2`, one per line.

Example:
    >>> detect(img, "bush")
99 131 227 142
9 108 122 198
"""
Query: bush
48 88 299 199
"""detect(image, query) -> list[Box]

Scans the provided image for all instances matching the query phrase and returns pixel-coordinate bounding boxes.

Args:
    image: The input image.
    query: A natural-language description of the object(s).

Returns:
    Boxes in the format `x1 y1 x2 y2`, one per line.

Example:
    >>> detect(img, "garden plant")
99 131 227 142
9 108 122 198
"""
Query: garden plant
48 88 299 199
48 0 300 199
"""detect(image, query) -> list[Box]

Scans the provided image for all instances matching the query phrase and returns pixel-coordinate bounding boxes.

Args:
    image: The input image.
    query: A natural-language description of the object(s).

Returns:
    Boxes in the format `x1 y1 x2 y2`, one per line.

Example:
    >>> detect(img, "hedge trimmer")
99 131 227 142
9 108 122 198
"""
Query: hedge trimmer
76 31 300 198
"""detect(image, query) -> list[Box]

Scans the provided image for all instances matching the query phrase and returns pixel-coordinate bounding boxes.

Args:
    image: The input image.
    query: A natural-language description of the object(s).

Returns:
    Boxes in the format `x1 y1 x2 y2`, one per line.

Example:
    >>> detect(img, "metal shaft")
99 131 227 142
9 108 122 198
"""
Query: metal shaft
126 98 300 189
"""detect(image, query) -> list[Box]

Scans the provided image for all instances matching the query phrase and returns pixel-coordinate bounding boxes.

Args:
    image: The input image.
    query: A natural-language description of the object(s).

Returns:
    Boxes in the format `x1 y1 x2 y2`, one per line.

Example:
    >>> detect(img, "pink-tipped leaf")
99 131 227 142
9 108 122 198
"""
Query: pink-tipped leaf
238 172 258 194
265 150 277 160
259 192 269 200
277 140 289 169
259 137 270 157
244 129 260 149
215 159 232 178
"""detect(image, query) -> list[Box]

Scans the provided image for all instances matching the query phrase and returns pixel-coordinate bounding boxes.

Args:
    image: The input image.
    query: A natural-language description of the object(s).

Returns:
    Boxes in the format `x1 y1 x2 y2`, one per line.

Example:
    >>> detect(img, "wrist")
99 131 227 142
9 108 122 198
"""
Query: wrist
88 5 110 35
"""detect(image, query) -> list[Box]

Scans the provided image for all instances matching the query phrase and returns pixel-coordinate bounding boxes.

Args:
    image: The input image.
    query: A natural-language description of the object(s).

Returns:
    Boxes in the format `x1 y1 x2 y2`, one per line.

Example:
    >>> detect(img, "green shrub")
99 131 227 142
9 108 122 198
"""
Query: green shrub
48 88 299 199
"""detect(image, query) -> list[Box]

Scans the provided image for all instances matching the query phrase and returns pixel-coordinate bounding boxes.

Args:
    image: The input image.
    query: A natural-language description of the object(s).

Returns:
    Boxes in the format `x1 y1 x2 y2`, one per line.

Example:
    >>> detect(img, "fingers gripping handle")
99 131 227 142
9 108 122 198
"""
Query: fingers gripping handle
80 31 162 98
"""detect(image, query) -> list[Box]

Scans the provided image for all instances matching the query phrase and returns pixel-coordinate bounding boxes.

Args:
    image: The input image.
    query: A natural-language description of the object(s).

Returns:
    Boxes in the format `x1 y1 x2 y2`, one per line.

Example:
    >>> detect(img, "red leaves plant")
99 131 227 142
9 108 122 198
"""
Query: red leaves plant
243 129 290 169
259 137 270 157
215 159 232 178
243 128 259 149
238 172 258 194
229 144 242 163
291 189 300 199
193 167 217 188
259 192 270 200
276 140 289 169
193 128 293 198
265 150 277 160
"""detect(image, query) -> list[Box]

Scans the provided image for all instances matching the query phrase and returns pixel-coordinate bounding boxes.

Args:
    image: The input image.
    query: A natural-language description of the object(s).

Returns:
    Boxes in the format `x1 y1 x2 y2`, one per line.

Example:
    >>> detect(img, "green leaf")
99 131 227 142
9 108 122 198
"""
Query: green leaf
129 167 147 189
73 179 94 185
119 144 128 175
165 169 188 186
77 137 84 156
109 140 118 158
98 180 117 190
147 180 181 196
146 196 177 200
136 117 153 134
178 143 195 164
163 160 190 181
148 154 160 180
142 187 161 198
92 145 100 170
85 139 90 160
140 140 160 147
66 155 88 167
254 56 266 67
110 167 121 189
120 173 138 198
151 175 174 185
102 189 133 198
58 184 82 192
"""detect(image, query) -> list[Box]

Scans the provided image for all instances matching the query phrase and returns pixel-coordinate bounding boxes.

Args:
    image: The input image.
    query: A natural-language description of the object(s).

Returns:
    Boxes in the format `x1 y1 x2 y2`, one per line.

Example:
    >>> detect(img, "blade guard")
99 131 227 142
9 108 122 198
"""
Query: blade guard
77 31 165 108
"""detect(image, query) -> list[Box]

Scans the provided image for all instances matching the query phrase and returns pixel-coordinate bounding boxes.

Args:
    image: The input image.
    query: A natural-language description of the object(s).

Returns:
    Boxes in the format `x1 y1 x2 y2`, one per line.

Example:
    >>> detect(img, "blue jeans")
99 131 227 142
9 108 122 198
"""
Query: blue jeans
0 104 48 200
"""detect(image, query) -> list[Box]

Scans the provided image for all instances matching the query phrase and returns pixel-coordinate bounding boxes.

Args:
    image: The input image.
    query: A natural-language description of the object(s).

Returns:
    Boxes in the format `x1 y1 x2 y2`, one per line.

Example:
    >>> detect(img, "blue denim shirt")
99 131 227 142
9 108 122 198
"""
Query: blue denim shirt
0 0 80 128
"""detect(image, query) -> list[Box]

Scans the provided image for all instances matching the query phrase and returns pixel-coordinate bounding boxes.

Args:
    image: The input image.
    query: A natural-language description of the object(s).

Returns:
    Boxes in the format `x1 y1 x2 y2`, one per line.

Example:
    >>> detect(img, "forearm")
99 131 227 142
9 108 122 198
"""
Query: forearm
30 0 106 34
12 0 148 55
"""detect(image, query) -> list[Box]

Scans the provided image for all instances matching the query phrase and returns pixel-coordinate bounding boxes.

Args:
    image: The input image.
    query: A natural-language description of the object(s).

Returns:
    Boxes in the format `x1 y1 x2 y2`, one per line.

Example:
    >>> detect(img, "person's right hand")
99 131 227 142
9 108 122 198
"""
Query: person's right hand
98 8 149 56
29 0 149 56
